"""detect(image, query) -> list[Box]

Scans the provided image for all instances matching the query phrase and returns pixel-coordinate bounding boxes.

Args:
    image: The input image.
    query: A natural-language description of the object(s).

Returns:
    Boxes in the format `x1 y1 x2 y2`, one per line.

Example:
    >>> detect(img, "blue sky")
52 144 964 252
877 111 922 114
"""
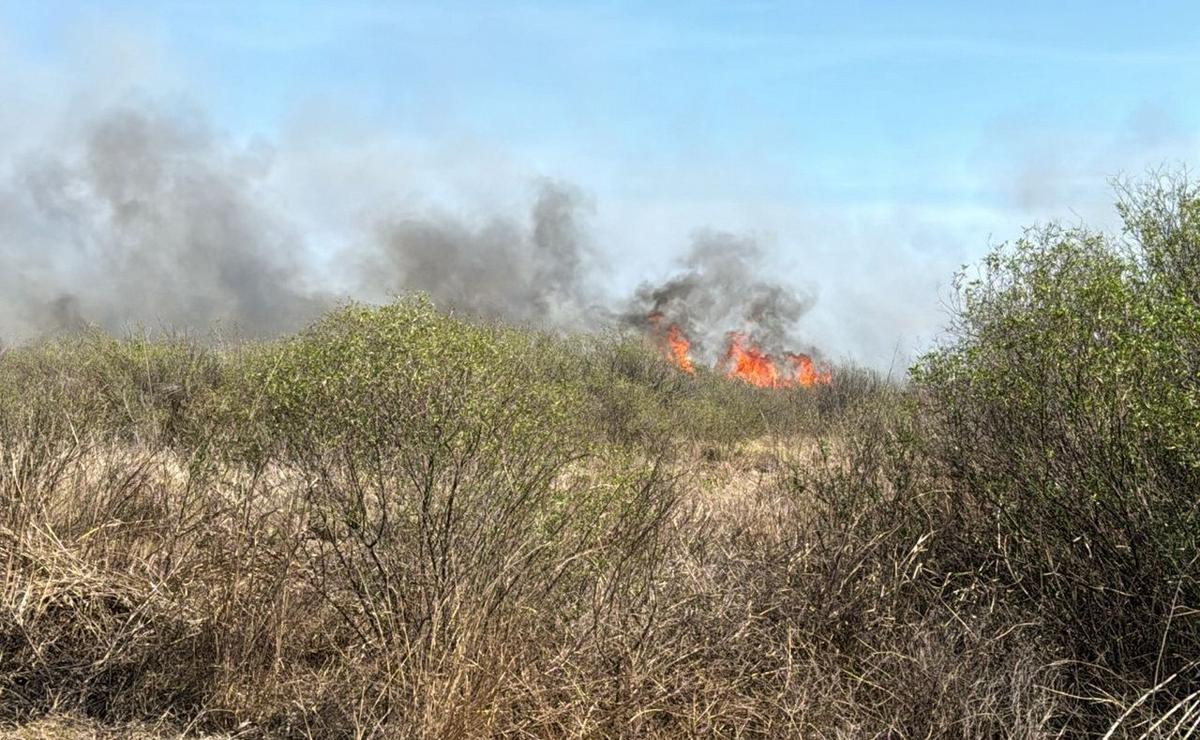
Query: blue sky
2 1 1199 367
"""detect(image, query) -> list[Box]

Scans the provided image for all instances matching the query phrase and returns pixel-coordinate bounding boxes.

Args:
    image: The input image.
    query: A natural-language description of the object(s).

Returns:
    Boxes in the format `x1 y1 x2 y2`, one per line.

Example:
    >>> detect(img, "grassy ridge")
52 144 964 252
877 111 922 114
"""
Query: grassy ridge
1 175 1197 737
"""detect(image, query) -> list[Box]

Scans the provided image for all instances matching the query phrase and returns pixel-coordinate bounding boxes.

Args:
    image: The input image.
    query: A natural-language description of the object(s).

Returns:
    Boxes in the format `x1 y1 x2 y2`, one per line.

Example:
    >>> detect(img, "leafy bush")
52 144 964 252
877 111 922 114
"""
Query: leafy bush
0 330 227 448
913 174 1200 728
234 296 582 457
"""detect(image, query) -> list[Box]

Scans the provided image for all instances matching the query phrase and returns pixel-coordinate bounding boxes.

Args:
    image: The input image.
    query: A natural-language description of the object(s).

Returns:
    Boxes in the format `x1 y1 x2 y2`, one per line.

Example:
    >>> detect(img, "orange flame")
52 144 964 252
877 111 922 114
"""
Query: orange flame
721 332 831 388
647 311 694 373
665 323 694 374
721 332 782 387
785 352 833 387
647 316 830 388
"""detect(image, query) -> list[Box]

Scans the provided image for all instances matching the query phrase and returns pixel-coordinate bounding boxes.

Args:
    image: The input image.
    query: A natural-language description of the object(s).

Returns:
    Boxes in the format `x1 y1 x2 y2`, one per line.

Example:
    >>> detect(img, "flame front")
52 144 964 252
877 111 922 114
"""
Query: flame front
647 315 829 387
721 332 831 388
665 323 694 373
722 332 781 387
785 352 833 387
648 311 694 373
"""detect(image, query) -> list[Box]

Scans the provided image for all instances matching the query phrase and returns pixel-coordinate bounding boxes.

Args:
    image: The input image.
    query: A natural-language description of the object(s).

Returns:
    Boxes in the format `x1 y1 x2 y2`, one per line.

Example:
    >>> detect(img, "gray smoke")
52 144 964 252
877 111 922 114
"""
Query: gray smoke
626 230 817 360
0 103 823 358
0 106 328 338
365 179 601 328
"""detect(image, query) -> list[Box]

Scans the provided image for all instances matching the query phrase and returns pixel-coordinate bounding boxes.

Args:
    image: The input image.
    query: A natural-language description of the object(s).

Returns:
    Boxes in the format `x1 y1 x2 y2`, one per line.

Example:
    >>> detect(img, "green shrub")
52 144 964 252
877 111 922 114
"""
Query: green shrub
0 330 226 447
227 297 578 456
913 174 1200 726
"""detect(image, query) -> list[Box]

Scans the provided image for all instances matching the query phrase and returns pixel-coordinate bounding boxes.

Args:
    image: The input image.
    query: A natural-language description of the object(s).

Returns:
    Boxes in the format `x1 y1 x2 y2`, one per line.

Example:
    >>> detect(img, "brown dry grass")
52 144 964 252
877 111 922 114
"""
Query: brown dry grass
1 425 1062 738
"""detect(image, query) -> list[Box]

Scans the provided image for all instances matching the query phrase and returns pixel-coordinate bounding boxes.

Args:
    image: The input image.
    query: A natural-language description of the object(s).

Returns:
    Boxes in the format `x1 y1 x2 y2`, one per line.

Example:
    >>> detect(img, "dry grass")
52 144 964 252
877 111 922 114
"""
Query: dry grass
0 425 1062 738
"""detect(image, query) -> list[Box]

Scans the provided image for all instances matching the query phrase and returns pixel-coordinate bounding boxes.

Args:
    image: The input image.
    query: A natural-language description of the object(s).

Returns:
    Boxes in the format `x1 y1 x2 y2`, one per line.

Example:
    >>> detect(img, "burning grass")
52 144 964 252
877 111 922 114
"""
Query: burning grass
644 313 832 388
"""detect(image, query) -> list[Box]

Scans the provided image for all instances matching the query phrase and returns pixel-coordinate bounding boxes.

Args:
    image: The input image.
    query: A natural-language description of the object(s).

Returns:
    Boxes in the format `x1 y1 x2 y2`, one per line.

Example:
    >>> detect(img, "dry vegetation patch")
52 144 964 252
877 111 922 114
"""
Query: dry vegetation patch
3 174 1200 738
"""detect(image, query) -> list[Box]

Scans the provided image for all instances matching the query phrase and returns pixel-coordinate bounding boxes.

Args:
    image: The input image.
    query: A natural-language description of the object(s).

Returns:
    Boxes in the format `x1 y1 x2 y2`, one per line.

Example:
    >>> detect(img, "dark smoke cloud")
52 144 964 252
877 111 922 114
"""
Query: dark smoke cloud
1 103 824 360
365 180 602 329
0 106 329 338
625 230 817 360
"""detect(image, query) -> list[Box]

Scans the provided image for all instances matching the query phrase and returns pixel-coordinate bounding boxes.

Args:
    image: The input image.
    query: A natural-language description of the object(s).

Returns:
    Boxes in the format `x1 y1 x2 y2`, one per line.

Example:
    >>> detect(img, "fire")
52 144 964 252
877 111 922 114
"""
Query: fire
647 311 694 373
665 324 694 373
784 351 833 387
721 332 831 388
646 316 830 388
721 332 782 387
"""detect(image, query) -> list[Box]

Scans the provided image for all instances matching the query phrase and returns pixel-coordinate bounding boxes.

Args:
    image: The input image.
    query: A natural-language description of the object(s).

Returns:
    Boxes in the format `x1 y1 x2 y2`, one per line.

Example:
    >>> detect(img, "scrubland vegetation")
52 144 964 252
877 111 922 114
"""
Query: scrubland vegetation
1 176 1198 738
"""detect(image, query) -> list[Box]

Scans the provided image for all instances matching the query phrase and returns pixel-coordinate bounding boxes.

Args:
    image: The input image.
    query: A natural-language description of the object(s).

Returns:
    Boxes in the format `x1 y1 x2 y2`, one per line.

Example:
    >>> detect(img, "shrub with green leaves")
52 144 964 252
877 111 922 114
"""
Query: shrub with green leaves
913 174 1200 723
0 330 226 447
240 296 582 459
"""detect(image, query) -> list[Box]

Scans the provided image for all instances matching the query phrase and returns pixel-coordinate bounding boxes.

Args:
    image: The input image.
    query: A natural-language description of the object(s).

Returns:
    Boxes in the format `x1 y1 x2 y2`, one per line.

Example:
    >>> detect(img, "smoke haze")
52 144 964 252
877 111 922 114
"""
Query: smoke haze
625 231 817 361
0 106 328 337
0 103 831 360
367 180 601 329
1 100 1191 370
3 3 1199 372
